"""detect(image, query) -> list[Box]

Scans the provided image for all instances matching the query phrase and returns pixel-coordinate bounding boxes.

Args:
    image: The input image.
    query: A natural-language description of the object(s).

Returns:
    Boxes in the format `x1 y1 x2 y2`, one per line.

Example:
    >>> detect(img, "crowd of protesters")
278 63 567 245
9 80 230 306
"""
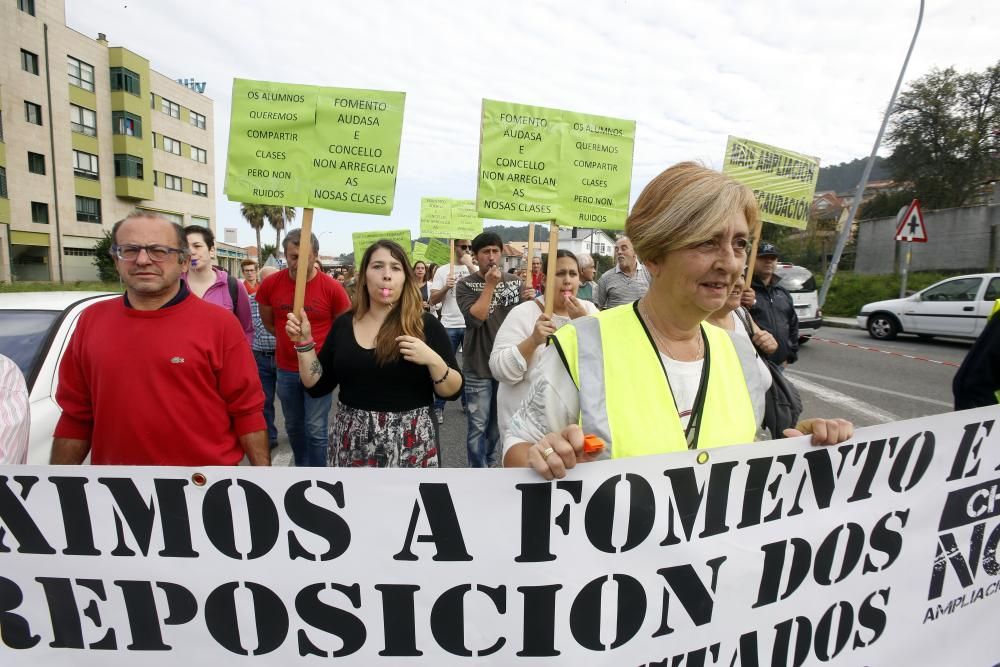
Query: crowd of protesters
0 162 882 469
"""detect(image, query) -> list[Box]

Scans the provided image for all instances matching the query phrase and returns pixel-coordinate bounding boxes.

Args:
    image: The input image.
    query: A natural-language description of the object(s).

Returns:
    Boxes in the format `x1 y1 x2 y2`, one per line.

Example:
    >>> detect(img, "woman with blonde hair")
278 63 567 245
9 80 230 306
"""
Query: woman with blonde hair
286 240 463 467
504 162 853 477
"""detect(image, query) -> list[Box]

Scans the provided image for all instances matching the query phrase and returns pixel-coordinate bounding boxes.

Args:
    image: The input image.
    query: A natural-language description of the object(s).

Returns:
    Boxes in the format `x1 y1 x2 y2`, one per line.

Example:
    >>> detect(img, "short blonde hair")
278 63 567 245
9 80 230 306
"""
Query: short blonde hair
625 162 759 262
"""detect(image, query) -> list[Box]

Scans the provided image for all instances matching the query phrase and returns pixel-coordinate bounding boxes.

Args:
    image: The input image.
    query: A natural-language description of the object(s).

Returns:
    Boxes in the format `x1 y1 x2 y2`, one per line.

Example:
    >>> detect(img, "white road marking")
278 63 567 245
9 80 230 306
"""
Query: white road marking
788 369 953 408
786 372 901 424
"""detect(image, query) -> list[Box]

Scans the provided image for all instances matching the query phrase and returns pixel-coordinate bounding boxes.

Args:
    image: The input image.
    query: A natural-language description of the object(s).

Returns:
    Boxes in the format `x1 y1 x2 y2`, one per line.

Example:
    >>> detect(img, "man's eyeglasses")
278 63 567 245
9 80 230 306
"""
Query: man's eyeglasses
111 244 184 262
457 244 471 250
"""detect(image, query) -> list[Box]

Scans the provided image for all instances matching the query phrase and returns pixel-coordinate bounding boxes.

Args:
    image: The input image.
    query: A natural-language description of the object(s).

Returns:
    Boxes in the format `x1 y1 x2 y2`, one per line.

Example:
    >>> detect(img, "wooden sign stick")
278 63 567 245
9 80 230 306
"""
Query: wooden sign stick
292 207 315 318
449 239 455 278
543 221 559 316
744 216 764 286
525 222 535 278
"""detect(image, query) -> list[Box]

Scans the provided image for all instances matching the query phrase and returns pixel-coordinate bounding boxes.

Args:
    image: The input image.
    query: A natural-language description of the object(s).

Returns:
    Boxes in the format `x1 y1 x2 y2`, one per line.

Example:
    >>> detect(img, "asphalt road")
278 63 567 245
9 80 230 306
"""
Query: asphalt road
788 326 969 428
271 327 974 466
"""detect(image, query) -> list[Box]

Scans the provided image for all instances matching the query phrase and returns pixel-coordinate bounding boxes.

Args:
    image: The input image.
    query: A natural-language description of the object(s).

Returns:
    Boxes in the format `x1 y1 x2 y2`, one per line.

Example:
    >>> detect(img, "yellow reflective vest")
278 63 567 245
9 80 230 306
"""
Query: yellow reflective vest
550 303 757 458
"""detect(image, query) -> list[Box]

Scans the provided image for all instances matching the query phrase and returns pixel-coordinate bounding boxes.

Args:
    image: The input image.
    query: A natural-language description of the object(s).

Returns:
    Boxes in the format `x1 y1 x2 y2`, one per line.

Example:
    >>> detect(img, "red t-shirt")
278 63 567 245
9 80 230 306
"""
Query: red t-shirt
255 269 352 371
54 295 266 465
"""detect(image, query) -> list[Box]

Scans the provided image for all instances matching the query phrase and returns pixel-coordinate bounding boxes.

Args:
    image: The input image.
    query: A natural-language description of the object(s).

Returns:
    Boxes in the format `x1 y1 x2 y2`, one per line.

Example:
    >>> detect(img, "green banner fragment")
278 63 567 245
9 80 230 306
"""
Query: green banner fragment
721 136 820 229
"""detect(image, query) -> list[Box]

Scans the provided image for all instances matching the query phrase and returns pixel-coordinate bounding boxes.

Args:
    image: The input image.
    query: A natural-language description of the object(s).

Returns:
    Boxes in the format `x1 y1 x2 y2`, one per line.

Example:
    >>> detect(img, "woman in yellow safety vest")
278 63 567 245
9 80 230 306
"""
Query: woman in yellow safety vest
503 162 853 479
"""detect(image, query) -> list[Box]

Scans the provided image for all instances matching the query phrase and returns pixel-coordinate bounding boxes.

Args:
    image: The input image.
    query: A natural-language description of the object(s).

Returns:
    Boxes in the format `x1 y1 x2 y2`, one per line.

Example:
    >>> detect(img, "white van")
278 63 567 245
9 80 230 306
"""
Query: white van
775 263 822 343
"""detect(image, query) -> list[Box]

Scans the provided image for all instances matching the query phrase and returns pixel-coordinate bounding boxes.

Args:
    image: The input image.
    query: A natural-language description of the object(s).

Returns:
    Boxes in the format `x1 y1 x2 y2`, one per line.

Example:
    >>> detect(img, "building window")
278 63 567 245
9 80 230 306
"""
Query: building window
192 180 208 197
17 0 35 16
0 167 7 198
162 136 181 155
191 216 210 227
111 111 142 138
73 150 99 179
28 152 45 175
31 201 49 224
109 66 140 96
70 104 97 136
161 98 180 118
113 154 144 180
75 196 101 223
164 173 183 191
21 49 39 75
25 101 43 126
68 56 95 92
65 247 97 257
153 171 158 186
191 146 207 163
190 110 206 129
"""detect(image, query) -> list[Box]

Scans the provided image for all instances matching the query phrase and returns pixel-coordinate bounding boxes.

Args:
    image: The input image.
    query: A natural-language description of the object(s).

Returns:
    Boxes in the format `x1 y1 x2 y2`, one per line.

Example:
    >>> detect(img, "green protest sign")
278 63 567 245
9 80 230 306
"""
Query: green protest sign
425 239 452 265
560 111 636 230
351 230 412 269
419 198 484 239
225 78 405 215
722 136 820 229
450 200 485 239
419 197 453 238
411 241 428 263
477 99 635 230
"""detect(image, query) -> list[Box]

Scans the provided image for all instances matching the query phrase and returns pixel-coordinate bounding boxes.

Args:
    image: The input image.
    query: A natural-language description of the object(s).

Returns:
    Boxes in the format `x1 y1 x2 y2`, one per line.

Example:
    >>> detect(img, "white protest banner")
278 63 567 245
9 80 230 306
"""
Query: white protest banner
2 407 999 665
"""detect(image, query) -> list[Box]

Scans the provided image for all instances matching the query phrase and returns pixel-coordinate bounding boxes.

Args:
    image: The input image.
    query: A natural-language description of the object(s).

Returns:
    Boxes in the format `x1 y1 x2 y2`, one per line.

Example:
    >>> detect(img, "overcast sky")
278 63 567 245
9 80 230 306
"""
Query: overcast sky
67 0 999 256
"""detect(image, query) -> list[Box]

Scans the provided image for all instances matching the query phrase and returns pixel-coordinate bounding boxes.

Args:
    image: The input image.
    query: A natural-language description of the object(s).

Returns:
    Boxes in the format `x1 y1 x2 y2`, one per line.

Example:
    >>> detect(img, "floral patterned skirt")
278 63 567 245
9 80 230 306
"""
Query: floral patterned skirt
328 401 439 468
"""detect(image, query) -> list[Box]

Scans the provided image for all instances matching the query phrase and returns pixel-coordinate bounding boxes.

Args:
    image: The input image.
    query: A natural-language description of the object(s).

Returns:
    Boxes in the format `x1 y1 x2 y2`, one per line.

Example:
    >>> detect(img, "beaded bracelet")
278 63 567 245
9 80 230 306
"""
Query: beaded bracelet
433 367 450 385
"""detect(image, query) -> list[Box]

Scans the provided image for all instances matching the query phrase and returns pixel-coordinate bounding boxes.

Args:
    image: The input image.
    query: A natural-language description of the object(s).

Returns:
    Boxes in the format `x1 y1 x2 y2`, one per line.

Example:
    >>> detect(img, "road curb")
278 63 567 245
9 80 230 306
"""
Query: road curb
822 318 861 330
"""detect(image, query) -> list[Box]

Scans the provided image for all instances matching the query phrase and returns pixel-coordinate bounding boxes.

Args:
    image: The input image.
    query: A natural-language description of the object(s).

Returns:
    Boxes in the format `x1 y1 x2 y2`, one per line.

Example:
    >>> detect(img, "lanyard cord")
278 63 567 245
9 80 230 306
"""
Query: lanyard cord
632 301 712 450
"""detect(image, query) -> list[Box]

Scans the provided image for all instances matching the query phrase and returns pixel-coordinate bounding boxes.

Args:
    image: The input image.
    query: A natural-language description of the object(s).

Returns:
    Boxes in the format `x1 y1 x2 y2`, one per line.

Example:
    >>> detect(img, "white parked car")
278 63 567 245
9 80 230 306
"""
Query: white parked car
856 273 1000 340
0 291 117 463
774 263 822 343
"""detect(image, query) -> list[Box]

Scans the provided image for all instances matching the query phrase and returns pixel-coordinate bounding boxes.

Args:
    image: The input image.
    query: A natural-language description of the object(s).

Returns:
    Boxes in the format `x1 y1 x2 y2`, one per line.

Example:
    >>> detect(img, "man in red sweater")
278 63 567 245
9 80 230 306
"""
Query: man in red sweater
51 213 269 466
256 228 351 467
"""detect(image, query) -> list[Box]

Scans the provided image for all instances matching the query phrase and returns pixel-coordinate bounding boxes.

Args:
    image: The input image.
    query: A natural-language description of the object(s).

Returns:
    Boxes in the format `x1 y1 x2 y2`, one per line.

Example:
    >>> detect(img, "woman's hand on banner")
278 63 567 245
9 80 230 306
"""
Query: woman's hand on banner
784 418 854 446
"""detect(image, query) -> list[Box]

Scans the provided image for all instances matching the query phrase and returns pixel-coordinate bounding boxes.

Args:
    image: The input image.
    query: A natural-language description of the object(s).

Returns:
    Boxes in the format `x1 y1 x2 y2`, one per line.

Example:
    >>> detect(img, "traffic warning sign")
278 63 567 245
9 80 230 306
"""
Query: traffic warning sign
895 199 927 242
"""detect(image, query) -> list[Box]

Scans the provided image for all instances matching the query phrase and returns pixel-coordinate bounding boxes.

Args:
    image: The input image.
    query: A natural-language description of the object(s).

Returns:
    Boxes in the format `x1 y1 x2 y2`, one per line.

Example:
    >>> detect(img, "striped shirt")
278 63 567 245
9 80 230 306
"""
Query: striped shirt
0 354 29 464
594 263 651 309
250 295 276 353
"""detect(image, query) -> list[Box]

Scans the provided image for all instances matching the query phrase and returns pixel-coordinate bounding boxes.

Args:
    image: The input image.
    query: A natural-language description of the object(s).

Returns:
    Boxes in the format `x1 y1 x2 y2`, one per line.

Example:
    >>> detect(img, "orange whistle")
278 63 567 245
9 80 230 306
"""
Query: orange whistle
583 434 605 455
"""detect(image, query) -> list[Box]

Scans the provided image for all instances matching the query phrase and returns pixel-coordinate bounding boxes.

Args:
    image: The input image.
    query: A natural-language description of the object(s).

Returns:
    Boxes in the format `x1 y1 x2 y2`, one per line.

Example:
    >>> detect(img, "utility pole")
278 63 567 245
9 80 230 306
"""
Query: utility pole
819 0 924 307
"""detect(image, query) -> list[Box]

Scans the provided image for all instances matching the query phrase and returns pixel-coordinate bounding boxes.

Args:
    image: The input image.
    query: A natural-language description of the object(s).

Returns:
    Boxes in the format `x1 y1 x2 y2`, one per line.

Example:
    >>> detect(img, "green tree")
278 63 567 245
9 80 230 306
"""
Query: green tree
260 243 277 264
858 189 918 220
887 61 999 209
91 230 117 282
240 203 267 262
266 206 297 249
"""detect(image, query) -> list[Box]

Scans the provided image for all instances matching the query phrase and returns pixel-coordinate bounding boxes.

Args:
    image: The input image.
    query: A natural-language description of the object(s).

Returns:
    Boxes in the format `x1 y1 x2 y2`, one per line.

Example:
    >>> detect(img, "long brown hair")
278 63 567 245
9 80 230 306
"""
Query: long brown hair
354 240 425 365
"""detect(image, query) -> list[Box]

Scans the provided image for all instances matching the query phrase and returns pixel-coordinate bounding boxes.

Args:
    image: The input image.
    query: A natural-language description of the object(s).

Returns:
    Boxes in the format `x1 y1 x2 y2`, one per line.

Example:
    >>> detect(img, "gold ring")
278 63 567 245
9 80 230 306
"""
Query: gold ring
541 447 555 459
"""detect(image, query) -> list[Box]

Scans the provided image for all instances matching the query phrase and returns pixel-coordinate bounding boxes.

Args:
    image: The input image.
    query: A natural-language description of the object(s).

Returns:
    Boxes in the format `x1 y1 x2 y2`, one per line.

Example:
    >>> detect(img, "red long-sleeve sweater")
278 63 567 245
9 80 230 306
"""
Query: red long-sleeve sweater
54 294 266 465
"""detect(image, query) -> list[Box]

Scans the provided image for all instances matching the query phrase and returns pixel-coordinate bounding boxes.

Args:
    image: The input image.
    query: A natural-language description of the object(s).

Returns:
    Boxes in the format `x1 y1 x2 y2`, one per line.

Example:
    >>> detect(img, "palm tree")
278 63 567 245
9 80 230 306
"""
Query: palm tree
240 203 267 263
266 206 297 251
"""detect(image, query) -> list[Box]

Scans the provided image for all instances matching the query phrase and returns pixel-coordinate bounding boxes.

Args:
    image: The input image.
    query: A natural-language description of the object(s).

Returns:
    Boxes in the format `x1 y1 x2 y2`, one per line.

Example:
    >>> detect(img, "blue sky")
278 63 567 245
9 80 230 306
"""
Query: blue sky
67 0 999 255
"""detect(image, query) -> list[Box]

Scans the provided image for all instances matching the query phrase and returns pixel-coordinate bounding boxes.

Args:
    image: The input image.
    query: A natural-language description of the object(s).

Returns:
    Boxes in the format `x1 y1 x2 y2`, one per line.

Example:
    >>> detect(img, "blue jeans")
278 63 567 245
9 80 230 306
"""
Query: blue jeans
254 349 278 445
276 369 333 467
464 373 499 468
435 327 467 411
